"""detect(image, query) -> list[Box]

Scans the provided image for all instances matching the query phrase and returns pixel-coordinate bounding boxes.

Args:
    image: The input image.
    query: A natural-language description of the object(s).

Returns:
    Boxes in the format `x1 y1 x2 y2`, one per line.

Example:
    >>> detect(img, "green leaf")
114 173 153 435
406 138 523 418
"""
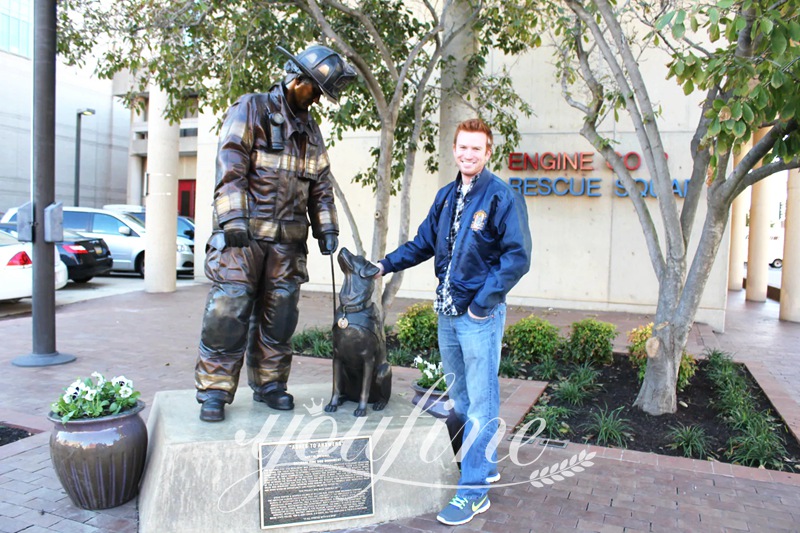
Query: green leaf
710 23 720 42
683 79 694 95
771 70 785 88
771 30 787 56
708 7 720 24
718 0 733 7
708 117 721 136
674 60 685 76
730 101 742 120
782 100 796 120
790 21 800 41
690 16 699 33
742 103 754 123
760 18 774 35
732 121 746 138
672 22 685 39
656 11 675 31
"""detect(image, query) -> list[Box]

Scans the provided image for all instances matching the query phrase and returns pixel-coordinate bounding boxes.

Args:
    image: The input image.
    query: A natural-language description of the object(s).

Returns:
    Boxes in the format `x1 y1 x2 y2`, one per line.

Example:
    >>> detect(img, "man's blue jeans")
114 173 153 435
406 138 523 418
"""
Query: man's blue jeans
438 303 506 500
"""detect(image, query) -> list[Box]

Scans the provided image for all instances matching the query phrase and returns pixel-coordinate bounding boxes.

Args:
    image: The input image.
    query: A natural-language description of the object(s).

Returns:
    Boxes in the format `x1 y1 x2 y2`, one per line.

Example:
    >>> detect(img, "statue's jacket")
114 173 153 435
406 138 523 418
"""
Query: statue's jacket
212 83 338 244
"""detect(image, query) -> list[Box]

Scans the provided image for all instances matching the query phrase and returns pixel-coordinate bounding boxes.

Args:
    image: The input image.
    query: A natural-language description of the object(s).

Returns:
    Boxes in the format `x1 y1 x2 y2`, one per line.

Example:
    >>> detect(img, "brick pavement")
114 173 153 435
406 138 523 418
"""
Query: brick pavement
1 282 800 532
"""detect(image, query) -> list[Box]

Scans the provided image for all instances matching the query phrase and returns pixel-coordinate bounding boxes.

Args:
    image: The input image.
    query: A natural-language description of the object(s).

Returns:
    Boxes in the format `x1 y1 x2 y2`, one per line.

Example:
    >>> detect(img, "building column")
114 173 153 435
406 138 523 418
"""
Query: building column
780 168 800 322
127 154 143 205
746 129 772 302
728 142 752 291
144 86 179 293
193 105 218 279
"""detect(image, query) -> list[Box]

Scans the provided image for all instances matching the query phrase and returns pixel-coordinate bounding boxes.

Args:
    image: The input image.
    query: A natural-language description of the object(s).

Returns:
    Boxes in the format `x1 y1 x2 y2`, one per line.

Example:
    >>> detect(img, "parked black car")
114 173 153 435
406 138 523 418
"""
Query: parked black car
0 223 113 283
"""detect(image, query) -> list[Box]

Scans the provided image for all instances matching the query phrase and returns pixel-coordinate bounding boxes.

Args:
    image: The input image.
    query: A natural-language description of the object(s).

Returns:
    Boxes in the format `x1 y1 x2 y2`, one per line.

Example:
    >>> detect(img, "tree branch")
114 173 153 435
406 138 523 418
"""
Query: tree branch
680 85 718 245
301 0 391 118
318 0 399 82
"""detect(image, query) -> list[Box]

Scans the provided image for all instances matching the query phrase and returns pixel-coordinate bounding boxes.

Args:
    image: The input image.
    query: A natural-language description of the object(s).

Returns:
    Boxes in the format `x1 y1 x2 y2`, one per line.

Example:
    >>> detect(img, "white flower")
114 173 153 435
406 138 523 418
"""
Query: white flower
119 386 133 399
91 372 106 386
84 389 97 401
112 375 133 388
413 356 424 365
423 369 433 379
62 393 72 404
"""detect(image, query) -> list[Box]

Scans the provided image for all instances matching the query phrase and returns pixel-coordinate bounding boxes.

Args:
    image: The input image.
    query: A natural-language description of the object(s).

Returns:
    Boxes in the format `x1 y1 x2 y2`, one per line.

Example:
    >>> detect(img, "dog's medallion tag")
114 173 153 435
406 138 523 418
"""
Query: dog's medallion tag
338 316 349 329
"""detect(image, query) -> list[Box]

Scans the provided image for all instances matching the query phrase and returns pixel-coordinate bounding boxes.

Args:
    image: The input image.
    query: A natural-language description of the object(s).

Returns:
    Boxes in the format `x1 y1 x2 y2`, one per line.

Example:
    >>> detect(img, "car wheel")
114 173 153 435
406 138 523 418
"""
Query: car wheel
135 254 145 278
72 277 93 284
771 259 783 269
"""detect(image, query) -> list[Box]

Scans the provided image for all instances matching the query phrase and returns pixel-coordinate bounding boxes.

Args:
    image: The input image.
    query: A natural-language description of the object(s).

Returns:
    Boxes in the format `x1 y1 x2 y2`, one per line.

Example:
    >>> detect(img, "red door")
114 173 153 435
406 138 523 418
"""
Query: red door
178 180 196 218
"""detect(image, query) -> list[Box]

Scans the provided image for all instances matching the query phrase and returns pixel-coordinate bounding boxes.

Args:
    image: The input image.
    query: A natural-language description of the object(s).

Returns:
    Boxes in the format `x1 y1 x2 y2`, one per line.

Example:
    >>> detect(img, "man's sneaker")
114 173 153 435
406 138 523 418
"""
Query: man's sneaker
436 494 490 525
486 471 501 483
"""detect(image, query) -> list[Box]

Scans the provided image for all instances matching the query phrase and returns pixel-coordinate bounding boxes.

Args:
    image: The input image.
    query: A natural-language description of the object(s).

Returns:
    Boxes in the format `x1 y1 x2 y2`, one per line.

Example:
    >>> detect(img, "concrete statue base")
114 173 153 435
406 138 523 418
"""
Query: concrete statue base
138 384 459 532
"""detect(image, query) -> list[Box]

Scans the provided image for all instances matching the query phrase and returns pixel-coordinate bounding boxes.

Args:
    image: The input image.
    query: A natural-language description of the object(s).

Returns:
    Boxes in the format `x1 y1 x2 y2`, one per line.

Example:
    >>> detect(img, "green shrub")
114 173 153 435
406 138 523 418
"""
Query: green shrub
503 315 563 364
531 353 560 381
568 362 600 391
726 418 788 470
396 303 438 353
667 424 710 458
626 323 697 391
565 318 617 365
499 355 525 378
291 327 332 357
520 404 572 439
583 405 633 448
552 380 589 406
387 346 415 367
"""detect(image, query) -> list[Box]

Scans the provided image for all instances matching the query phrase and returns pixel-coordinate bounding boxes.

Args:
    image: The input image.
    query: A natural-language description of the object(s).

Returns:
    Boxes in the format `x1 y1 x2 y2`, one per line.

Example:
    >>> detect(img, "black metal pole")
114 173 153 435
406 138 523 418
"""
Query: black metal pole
74 112 81 206
12 0 75 367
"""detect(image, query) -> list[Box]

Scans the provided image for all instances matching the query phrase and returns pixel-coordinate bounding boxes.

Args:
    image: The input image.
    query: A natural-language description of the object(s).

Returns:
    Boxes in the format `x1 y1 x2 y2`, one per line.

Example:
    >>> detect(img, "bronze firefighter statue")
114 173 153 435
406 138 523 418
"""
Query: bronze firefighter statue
194 44 357 422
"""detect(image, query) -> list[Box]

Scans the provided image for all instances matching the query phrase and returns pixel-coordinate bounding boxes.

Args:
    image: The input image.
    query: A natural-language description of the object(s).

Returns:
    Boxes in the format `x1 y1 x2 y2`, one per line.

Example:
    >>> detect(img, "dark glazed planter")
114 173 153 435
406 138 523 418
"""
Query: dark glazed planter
410 383 463 456
47 400 148 510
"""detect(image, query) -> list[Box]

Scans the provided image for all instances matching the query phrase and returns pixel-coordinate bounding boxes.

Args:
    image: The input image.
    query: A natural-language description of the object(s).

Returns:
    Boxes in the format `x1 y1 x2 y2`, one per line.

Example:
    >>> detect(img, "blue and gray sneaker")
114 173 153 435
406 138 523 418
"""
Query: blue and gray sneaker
486 471 501 483
436 494 491 525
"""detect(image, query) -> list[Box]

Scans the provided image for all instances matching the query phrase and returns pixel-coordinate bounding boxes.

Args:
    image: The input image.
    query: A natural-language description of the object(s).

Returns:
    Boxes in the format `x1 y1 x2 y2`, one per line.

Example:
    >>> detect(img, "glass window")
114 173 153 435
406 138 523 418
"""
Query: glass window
63 211 91 231
92 214 128 235
0 0 32 57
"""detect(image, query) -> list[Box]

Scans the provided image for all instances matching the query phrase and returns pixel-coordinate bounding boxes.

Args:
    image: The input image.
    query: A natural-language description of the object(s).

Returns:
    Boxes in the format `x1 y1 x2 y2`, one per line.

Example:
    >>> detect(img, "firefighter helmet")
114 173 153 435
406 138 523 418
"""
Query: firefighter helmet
277 44 356 103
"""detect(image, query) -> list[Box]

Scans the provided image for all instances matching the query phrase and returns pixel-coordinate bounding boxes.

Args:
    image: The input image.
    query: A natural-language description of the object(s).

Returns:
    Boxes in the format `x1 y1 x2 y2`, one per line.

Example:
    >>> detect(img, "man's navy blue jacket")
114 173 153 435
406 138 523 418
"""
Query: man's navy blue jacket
380 167 532 317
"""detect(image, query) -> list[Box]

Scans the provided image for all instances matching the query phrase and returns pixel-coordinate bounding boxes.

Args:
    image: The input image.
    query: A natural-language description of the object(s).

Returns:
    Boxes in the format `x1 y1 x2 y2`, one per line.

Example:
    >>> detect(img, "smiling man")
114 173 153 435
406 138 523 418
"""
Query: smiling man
376 118 532 525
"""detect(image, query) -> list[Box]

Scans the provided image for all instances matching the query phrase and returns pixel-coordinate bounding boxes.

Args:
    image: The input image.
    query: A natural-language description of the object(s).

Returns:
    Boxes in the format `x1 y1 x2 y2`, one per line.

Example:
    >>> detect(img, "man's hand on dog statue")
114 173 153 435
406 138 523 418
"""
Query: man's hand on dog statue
319 233 338 255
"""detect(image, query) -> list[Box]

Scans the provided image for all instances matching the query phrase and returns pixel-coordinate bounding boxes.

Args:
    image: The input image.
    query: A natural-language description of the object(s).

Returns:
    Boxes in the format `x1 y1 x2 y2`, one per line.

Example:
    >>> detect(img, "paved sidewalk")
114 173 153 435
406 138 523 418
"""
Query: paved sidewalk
1 283 800 532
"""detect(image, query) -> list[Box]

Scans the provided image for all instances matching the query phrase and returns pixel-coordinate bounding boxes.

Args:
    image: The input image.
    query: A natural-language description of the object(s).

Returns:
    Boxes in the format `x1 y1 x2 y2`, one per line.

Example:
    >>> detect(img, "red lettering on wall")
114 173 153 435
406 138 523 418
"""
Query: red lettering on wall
509 152 524 171
506 152 598 171
580 152 594 170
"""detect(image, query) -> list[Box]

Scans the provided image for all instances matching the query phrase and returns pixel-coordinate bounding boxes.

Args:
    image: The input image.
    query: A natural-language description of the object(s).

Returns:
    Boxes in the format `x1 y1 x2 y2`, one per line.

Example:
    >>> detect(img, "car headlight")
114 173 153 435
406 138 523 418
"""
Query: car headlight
177 243 192 253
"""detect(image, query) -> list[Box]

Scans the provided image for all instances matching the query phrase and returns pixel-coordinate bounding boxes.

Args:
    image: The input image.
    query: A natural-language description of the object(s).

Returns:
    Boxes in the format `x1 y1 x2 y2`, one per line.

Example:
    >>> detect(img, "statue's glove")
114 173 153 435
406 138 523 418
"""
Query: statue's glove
222 218 251 248
318 233 338 256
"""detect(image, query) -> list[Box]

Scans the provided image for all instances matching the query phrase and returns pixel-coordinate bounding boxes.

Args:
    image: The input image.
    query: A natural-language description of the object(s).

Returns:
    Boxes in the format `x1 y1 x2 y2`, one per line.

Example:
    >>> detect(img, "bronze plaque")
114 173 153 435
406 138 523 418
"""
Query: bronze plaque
259 436 374 529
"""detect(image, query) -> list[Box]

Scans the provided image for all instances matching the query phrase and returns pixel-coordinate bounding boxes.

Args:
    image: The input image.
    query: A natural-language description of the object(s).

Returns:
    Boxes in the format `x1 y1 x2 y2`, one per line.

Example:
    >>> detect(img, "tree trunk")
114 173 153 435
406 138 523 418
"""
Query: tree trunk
633 323 689 415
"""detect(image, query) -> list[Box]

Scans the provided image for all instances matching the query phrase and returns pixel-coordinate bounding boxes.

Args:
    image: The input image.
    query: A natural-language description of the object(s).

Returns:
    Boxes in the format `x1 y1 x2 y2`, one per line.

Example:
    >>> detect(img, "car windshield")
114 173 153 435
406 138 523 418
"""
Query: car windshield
119 213 146 230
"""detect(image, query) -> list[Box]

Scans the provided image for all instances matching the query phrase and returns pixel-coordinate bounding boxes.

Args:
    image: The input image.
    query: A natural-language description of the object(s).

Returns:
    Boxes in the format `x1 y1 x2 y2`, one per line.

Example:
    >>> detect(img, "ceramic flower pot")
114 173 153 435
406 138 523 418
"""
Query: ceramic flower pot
47 400 148 510
410 382 453 419
410 382 464 456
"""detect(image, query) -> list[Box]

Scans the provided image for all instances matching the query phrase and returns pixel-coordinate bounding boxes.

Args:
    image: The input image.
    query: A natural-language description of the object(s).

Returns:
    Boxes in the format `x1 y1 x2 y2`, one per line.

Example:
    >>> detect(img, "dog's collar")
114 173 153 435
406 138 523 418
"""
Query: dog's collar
341 302 370 314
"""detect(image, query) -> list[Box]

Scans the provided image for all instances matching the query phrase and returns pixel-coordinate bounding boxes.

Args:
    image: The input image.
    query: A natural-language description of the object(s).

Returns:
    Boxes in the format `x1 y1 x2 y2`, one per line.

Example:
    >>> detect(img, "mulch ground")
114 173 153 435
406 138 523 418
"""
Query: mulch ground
530 353 800 467
0 425 31 446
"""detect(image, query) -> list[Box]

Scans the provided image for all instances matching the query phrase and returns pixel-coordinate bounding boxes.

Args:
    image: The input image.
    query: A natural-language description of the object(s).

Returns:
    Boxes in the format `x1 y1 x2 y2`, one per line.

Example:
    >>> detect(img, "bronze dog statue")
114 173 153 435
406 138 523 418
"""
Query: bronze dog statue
325 248 392 416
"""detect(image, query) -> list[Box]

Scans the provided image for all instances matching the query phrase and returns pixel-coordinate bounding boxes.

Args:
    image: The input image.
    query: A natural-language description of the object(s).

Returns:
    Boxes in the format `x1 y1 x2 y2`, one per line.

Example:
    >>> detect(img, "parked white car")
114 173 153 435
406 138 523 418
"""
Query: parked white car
0 231 68 302
2 206 194 277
